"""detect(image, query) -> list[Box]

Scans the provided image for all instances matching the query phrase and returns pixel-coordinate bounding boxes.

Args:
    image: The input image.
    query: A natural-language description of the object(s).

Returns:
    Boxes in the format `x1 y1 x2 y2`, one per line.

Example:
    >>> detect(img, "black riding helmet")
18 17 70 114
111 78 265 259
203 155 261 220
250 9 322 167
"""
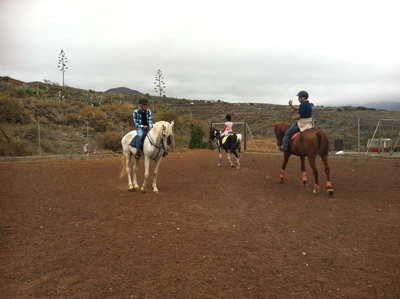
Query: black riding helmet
296 90 309 99
225 114 231 121
139 97 149 105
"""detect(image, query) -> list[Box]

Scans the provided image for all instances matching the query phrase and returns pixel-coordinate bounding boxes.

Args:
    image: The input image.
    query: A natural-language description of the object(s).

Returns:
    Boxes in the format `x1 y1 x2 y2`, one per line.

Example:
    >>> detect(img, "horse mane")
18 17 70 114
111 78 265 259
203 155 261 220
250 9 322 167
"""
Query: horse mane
153 121 173 136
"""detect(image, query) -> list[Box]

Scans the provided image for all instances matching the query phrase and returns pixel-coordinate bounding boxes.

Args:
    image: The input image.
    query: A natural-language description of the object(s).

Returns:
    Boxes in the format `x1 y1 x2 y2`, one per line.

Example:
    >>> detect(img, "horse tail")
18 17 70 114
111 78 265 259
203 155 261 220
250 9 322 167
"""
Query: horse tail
119 154 127 178
316 129 330 157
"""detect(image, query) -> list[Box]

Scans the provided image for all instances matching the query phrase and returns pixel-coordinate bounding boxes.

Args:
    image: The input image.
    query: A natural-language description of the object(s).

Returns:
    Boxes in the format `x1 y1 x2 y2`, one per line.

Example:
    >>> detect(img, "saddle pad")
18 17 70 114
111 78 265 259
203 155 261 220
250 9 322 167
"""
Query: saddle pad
222 136 229 144
129 136 137 147
291 132 300 143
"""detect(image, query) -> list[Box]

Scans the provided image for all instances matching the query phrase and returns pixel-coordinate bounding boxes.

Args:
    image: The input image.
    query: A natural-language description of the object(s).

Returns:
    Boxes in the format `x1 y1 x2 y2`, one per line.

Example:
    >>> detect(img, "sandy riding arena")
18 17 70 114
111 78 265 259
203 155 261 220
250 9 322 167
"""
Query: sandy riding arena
1 150 399 298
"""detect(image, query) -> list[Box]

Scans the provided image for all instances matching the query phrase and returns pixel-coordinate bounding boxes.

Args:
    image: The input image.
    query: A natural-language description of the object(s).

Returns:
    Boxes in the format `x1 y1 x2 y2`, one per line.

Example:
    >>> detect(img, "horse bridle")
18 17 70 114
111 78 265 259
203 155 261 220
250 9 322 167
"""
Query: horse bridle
146 126 170 160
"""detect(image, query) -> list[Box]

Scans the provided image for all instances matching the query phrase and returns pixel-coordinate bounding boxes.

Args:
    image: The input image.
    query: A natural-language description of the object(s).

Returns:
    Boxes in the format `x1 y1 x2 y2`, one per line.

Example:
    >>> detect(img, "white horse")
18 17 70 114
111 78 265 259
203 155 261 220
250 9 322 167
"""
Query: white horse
120 121 174 193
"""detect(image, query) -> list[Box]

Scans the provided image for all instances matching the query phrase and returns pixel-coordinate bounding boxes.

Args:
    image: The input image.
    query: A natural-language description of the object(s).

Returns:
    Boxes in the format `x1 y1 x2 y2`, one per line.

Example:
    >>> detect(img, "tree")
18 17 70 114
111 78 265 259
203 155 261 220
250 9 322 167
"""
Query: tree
154 69 166 97
57 50 68 90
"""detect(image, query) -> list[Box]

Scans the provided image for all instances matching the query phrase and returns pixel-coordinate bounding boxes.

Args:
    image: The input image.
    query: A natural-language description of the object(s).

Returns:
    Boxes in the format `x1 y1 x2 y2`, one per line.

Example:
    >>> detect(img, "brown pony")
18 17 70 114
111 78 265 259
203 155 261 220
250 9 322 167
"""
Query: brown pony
272 122 333 196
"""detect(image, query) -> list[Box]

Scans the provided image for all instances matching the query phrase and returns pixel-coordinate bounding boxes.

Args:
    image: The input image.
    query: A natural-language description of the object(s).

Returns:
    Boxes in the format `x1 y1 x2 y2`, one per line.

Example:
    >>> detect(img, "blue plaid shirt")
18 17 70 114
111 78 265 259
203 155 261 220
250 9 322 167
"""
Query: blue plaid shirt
133 108 153 129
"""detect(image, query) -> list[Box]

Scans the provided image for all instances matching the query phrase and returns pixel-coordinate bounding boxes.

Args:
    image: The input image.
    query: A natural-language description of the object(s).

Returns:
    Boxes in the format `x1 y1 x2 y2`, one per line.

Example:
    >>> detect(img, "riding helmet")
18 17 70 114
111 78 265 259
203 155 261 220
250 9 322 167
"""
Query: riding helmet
139 97 149 105
225 114 231 121
296 90 309 99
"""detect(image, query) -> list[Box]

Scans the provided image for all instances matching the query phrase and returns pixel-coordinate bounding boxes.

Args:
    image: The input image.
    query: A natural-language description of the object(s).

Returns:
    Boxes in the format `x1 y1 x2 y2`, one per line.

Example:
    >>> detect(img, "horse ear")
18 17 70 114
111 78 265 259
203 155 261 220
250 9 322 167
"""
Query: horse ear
272 124 276 127
170 120 174 128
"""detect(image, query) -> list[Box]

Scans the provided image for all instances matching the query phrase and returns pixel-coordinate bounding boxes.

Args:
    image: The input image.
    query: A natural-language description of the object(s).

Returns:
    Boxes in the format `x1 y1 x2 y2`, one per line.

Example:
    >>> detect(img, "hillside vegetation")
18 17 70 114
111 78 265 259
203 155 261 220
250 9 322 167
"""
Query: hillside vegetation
1 76 400 157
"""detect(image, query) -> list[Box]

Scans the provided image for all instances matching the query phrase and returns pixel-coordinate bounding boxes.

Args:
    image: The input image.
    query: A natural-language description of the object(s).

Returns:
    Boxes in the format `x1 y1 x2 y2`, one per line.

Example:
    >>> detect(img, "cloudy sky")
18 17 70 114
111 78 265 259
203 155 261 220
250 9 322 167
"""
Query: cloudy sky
1 0 399 107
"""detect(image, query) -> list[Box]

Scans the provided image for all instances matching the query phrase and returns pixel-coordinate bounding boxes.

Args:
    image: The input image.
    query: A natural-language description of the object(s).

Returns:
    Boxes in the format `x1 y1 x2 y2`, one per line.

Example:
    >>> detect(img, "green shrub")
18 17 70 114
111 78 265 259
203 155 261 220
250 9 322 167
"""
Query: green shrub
188 122 208 149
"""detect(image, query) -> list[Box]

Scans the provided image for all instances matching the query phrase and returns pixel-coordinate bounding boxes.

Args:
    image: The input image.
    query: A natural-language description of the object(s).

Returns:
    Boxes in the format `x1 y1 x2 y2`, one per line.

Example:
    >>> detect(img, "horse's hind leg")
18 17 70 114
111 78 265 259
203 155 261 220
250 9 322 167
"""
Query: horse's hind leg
124 152 136 191
300 156 307 187
132 157 140 191
233 151 240 169
308 155 320 194
321 155 334 196
226 151 234 167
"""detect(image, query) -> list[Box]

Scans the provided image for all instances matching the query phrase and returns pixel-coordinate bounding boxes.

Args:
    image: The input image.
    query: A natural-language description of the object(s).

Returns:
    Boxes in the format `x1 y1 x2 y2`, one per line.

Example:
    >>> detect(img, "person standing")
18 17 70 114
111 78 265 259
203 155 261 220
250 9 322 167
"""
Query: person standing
133 97 153 158
283 90 313 152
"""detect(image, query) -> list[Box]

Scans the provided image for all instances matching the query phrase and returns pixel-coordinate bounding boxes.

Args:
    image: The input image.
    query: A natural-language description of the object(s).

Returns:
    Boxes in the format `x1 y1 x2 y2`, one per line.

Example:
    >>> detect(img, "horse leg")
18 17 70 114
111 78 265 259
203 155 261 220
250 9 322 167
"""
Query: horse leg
279 153 290 183
151 158 162 194
132 156 140 191
308 155 320 194
233 151 240 169
123 152 135 191
226 151 234 167
218 148 222 166
141 157 151 193
300 156 307 187
321 155 334 196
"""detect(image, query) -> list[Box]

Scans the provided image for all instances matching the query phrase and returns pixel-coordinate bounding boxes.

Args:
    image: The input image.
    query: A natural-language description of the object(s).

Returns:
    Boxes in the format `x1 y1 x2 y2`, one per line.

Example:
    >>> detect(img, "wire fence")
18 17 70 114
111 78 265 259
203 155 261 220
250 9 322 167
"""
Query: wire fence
1 117 400 159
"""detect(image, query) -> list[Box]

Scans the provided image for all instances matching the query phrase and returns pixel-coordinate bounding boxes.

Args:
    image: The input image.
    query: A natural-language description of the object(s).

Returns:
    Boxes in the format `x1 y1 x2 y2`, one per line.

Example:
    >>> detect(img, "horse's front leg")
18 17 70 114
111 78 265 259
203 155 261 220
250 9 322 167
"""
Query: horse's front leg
279 153 291 183
226 150 234 167
151 157 163 194
300 156 307 187
308 155 319 194
141 157 151 193
218 148 222 166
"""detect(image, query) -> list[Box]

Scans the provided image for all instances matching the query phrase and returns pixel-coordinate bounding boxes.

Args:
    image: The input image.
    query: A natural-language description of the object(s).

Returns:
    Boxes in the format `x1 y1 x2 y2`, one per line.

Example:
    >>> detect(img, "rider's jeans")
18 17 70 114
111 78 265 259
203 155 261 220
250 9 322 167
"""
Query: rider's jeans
284 123 300 151
136 128 145 149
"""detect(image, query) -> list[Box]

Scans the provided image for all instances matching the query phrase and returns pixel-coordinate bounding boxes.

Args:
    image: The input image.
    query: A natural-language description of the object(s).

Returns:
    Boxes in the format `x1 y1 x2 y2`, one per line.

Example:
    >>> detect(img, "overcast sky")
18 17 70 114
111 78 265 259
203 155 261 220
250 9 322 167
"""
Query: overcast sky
1 0 399 107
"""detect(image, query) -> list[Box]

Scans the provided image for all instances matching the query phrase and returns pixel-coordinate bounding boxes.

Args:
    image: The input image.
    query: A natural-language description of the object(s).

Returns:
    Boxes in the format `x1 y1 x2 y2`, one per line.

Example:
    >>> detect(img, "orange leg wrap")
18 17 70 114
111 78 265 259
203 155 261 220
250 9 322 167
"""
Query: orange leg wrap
326 181 333 189
302 172 307 182
280 170 285 179
314 184 320 191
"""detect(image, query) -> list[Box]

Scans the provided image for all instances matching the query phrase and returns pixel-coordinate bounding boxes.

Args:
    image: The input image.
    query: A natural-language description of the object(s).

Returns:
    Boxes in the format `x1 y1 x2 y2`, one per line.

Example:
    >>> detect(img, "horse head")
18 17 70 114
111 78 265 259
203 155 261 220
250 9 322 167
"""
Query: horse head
272 122 290 147
209 125 220 141
162 120 174 153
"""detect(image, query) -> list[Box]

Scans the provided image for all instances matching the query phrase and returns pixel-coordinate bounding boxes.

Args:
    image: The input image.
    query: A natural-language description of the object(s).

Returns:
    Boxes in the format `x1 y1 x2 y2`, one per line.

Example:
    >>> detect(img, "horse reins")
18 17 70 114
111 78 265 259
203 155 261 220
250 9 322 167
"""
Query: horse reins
146 127 168 160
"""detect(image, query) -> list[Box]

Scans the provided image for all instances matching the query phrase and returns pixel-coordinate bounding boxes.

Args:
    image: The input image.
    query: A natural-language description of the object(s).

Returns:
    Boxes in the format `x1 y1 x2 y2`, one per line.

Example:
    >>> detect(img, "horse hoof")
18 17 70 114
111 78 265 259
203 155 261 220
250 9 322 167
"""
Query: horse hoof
231 165 234 168
141 188 146 193
128 188 135 192
237 166 240 169
218 164 221 167
327 189 334 196
153 190 159 194
313 189 320 194
302 182 307 188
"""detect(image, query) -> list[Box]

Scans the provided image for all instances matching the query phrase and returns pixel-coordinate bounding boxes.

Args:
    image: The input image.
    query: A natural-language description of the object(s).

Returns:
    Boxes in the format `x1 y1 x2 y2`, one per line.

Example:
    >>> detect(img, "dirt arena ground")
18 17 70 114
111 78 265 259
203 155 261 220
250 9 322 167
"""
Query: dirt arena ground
1 150 399 298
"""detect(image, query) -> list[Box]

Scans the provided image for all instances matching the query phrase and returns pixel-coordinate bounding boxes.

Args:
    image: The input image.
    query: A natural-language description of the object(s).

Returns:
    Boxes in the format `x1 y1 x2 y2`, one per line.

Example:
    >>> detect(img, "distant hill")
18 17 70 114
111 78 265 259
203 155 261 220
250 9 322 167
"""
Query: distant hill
364 101 400 112
104 87 142 94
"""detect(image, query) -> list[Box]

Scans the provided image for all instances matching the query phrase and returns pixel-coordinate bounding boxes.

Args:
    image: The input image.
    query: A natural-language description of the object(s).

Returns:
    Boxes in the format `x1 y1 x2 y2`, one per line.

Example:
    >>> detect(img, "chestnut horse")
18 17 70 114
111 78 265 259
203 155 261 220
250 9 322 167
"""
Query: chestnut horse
272 122 333 196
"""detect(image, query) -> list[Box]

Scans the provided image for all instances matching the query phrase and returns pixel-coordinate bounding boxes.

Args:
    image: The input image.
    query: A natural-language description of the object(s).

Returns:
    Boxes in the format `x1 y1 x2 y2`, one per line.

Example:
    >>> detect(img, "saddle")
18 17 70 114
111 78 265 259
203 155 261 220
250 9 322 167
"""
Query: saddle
129 129 149 151
221 133 233 145
291 132 300 143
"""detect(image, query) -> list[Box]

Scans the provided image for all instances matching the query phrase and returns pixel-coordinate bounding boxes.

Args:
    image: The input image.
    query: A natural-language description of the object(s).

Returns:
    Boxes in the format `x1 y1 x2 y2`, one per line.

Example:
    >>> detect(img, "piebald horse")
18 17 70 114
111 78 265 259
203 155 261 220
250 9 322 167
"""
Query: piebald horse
272 121 333 196
209 125 242 169
120 121 174 193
